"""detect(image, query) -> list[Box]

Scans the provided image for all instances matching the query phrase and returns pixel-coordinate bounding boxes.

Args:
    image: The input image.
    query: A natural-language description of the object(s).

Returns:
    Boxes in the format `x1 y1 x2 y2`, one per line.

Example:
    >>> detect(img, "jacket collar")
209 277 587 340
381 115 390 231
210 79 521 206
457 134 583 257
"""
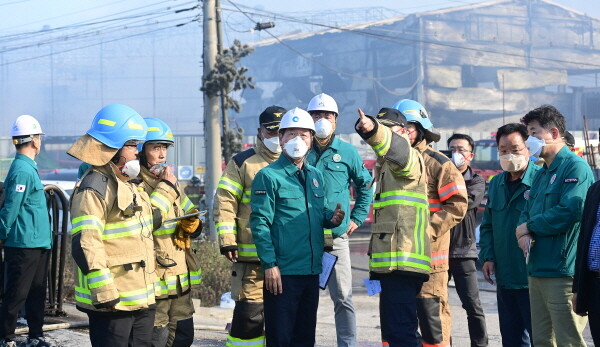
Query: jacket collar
545 145 570 172
139 166 159 189
462 166 474 181
521 161 540 187
256 137 280 161
414 139 429 153
312 135 340 153
14 153 37 171
277 154 312 176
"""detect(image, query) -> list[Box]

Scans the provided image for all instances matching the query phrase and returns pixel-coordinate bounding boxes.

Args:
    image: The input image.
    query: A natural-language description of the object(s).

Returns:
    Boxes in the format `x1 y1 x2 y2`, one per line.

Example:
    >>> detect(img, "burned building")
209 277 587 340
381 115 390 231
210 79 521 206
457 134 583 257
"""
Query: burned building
238 0 600 134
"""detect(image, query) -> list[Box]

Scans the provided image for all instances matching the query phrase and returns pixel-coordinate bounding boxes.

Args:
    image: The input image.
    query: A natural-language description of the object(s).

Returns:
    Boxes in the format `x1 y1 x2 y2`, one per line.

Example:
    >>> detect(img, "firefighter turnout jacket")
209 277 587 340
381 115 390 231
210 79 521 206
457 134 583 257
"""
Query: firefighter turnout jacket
357 116 431 279
71 163 168 312
214 140 279 262
414 140 468 272
139 166 201 299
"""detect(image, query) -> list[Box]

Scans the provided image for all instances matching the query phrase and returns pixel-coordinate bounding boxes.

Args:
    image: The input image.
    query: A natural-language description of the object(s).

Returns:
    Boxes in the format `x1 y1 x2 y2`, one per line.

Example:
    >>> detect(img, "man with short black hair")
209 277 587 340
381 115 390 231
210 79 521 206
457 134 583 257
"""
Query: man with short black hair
517 105 593 346
480 123 538 346
447 133 487 347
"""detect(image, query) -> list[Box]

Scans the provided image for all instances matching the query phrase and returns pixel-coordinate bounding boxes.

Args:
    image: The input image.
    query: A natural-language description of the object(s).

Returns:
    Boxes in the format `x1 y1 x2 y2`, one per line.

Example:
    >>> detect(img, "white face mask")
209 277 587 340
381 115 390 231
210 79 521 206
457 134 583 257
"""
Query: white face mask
121 159 141 178
283 136 309 159
525 136 545 160
499 154 528 173
451 152 465 168
262 136 282 154
314 119 333 139
149 163 168 176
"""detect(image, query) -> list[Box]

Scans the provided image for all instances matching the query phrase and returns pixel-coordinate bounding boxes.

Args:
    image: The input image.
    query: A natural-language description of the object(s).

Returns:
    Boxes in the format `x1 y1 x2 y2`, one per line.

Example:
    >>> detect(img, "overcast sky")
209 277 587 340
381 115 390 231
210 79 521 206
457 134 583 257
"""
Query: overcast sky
0 0 599 34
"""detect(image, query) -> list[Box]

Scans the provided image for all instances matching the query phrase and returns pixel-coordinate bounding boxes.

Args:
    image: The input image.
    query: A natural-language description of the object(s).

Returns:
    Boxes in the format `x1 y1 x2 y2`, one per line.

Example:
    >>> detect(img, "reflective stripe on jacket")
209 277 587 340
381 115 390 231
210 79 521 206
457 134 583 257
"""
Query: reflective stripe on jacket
214 139 279 262
357 117 431 279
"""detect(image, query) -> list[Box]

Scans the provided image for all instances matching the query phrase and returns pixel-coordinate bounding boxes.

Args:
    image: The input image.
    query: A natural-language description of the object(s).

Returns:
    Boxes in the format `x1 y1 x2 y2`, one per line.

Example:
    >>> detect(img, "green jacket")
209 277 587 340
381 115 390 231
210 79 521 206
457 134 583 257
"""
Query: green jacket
0 153 51 249
519 146 594 277
307 136 373 238
479 162 541 289
250 155 335 275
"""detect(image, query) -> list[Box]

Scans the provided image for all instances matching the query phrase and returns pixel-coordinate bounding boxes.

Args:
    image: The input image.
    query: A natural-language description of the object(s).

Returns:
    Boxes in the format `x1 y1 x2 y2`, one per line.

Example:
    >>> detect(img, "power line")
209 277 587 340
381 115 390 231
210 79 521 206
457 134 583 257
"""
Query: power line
223 2 600 69
0 0 31 7
0 19 197 66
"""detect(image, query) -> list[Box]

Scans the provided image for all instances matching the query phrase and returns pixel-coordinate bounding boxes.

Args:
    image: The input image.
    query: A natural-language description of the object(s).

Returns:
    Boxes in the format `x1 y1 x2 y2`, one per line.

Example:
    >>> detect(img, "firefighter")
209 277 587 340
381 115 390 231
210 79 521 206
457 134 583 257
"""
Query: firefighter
137 117 201 347
392 99 468 347
67 104 174 347
183 176 205 210
0 115 51 347
213 105 286 347
355 107 430 346
306 93 372 347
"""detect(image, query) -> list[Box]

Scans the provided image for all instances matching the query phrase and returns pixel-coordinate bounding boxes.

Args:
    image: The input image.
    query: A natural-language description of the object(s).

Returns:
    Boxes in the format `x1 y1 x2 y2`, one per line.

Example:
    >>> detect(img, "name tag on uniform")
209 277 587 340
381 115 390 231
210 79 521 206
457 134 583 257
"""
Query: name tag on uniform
564 178 578 183
254 190 266 195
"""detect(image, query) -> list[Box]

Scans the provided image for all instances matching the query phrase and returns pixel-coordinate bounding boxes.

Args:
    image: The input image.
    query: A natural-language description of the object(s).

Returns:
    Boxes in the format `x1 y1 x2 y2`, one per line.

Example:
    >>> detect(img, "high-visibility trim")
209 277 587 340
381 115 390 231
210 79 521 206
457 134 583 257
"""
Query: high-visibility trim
181 195 194 213
147 126 160 132
431 250 449 266
128 122 143 130
241 190 252 203
372 129 391 157
102 215 152 240
413 207 427 255
98 119 116 126
428 198 442 212
438 182 466 202
74 287 92 304
115 285 153 307
238 243 258 257
226 334 265 347
71 215 104 234
324 229 333 235
422 341 450 347
216 222 237 235
373 190 428 209
190 269 203 285
218 177 243 199
153 220 177 236
151 191 171 214
370 251 431 271
86 268 114 289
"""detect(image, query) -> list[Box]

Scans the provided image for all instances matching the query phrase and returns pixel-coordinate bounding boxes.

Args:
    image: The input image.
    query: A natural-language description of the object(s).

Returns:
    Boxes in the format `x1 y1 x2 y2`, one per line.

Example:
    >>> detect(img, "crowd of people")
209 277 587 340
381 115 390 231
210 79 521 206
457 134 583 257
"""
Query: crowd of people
0 95 598 347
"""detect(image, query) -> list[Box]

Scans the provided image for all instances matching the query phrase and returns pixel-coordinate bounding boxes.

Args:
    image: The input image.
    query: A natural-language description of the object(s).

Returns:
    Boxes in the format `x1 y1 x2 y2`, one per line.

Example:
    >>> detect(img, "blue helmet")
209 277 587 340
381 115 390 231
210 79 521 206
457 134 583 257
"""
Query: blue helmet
391 99 440 143
87 104 147 149
138 117 174 151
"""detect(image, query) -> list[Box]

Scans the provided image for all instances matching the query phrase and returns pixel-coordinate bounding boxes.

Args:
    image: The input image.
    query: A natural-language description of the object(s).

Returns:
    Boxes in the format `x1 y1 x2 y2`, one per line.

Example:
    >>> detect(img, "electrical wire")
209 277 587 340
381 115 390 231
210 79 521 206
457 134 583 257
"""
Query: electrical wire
0 19 197 66
224 1 600 69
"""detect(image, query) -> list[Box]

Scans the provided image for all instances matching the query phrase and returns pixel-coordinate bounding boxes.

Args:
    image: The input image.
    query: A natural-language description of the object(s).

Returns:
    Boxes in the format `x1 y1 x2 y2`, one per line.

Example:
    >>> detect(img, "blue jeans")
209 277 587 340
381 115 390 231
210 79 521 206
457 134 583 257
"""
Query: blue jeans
328 234 357 347
379 275 424 347
263 275 319 347
497 286 533 347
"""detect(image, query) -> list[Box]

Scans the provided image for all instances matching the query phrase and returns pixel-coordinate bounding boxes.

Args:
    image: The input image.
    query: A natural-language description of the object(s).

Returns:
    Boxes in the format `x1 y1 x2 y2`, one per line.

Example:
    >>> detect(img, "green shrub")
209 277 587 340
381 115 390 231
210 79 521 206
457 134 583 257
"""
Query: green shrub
191 237 231 307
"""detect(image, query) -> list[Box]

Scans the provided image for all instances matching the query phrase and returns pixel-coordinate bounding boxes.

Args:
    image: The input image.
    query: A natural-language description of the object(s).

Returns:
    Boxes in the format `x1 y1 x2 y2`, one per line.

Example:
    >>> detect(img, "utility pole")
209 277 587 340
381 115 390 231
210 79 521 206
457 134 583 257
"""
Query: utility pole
215 0 230 160
203 0 221 241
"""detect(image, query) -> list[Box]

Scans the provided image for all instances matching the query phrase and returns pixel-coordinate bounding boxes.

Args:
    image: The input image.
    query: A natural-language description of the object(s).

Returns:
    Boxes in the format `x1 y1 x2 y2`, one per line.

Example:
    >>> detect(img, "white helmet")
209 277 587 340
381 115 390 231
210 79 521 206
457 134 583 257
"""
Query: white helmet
11 115 44 137
279 107 315 133
307 93 338 115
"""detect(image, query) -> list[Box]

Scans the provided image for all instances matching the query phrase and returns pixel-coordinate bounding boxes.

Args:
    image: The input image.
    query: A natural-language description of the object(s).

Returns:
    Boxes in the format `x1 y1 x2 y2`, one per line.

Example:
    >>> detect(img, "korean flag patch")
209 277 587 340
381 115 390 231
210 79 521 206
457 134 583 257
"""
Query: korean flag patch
15 184 26 192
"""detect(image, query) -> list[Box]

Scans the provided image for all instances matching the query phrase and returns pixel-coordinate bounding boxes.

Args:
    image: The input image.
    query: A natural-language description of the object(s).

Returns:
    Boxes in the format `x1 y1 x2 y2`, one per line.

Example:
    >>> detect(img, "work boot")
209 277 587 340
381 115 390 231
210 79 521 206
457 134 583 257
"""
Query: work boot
25 338 51 347
0 340 17 347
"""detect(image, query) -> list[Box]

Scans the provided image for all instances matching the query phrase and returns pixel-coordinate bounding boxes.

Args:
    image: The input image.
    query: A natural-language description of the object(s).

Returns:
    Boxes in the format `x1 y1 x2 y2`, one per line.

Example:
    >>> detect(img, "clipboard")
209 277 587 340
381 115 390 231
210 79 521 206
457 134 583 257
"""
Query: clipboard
319 252 338 289
164 210 207 223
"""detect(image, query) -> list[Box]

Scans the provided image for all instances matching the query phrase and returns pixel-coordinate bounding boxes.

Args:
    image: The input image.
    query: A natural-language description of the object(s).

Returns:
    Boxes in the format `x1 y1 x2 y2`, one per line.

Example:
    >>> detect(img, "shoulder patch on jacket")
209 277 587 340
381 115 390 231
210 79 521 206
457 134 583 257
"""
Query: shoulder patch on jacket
78 170 109 200
233 148 257 168
424 149 451 165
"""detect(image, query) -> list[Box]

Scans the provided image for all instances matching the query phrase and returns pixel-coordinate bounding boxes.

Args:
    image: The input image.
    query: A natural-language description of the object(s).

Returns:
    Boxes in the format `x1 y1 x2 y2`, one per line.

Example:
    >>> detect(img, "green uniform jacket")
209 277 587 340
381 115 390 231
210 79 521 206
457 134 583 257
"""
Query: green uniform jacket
307 136 373 238
479 162 541 289
0 153 51 249
518 146 594 277
250 155 335 275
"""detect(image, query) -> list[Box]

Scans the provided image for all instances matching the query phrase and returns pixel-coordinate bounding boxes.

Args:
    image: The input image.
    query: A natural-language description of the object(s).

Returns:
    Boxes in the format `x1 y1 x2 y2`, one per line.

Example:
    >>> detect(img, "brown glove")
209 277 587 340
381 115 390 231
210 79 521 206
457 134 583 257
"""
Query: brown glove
173 210 201 249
